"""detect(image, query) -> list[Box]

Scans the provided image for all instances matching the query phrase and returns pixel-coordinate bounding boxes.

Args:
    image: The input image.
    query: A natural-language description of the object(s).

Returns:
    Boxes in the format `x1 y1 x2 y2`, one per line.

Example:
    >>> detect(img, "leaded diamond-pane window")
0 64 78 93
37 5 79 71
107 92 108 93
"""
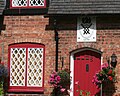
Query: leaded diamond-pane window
9 43 45 92
10 48 26 86
11 0 46 8
27 48 43 87
29 0 44 6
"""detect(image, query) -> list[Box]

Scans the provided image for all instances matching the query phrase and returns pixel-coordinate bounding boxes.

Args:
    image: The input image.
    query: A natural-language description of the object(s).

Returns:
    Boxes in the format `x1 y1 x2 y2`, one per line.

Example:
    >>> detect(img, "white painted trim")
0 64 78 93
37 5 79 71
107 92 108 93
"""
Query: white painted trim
70 54 74 96
100 56 103 96
101 57 103 68
70 49 103 96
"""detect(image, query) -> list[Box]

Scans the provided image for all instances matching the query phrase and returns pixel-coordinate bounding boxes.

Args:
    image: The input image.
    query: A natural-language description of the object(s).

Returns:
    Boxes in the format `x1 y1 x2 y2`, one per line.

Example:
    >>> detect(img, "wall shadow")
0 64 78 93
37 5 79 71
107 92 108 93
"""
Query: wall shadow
45 15 120 31
0 15 5 34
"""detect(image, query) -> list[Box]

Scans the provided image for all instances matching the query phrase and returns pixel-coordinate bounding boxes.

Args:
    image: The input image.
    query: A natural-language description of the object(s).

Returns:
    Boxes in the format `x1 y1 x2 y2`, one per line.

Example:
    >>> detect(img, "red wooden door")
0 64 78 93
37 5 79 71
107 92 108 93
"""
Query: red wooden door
74 50 101 96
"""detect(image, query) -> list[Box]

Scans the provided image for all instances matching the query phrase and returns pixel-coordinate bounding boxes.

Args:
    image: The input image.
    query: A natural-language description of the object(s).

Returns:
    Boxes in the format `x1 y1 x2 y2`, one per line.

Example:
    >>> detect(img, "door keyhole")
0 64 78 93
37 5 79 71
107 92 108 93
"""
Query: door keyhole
86 64 89 72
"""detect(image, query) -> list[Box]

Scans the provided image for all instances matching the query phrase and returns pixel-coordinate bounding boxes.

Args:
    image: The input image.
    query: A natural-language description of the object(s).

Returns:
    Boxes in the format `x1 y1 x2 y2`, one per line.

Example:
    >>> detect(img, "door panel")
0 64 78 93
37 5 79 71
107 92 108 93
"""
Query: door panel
74 50 101 96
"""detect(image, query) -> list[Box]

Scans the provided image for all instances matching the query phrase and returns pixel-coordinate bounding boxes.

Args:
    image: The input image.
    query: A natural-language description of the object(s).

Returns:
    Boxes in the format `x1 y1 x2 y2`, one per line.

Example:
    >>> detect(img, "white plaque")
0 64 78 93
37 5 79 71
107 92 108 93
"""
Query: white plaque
77 16 96 42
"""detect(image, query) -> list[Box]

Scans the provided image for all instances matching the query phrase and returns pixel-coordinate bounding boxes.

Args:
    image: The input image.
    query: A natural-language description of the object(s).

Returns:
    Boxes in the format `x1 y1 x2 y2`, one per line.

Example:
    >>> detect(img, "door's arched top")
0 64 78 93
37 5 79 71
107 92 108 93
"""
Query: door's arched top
70 47 102 55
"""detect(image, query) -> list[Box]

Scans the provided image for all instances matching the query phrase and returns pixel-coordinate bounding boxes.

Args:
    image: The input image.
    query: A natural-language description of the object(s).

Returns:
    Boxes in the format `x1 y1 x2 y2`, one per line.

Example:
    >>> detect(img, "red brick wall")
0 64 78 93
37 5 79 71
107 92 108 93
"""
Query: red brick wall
0 15 120 95
56 16 120 69
0 15 56 95
55 16 120 96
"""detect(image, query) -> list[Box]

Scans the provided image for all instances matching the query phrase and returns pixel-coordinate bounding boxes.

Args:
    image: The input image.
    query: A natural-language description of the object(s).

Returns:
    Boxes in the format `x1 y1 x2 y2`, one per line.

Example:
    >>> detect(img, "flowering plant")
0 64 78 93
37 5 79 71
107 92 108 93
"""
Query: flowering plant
92 63 116 88
0 62 8 95
49 69 71 96
49 71 61 88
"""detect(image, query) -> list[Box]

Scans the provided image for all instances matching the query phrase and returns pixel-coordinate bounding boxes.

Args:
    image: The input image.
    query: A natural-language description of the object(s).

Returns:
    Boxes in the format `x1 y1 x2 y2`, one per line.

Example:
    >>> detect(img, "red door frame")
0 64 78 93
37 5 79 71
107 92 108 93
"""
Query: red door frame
8 43 45 93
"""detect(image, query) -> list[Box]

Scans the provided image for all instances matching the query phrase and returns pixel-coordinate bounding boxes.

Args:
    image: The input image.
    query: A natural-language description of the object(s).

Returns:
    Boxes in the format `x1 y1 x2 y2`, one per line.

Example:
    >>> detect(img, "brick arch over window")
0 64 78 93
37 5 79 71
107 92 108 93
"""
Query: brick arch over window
8 43 45 93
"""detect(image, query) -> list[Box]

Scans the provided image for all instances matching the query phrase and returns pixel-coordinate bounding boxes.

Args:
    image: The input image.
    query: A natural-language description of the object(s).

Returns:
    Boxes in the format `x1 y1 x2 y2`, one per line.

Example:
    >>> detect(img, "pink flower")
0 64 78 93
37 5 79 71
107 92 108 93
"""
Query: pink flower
53 84 57 87
52 71 57 74
67 89 72 94
108 76 113 81
55 76 61 81
92 79 94 83
108 69 112 75
75 81 79 85
0 62 4 65
50 74 55 78
101 63 108 69
60 88 66 92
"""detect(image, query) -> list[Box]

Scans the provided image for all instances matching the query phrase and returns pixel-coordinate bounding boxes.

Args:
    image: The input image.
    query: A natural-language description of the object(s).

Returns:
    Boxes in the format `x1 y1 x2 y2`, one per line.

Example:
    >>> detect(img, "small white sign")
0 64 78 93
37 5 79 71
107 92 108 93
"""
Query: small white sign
77 16 96 42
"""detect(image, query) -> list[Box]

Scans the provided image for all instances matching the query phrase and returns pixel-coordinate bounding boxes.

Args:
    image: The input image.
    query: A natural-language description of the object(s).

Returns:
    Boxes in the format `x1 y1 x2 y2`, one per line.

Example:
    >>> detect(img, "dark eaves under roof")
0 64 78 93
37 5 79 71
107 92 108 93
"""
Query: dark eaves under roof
0 0 5 15
48 0 120 15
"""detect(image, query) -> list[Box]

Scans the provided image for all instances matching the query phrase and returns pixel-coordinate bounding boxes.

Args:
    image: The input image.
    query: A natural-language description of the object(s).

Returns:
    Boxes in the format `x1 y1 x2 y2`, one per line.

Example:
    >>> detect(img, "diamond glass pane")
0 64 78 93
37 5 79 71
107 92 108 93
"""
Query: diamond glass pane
27 48 43 87
29 0 44 6
10 48 26 86
12 0 27 7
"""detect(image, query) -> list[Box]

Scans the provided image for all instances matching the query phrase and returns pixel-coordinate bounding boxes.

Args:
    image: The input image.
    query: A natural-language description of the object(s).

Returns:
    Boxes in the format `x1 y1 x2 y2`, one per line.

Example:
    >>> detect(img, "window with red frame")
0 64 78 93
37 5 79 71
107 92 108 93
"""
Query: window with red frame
8 43 45 92
10 0 46 8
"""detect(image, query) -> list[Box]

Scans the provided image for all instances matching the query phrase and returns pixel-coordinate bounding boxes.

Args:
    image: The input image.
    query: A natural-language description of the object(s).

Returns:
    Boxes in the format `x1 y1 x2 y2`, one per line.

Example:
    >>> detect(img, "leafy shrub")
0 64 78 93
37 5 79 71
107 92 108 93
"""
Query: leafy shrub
0 63 8 95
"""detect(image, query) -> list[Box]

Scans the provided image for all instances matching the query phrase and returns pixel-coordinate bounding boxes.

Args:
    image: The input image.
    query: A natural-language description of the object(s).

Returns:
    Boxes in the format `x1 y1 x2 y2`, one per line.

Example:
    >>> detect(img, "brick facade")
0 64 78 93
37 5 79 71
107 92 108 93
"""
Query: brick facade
55 15 120 96
0 15 56 95
0 15 120 95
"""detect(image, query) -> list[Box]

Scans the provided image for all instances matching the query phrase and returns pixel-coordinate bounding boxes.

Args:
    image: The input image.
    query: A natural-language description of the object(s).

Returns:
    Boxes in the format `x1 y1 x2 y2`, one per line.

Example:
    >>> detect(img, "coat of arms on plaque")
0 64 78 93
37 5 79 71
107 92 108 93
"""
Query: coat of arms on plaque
77 16 96 42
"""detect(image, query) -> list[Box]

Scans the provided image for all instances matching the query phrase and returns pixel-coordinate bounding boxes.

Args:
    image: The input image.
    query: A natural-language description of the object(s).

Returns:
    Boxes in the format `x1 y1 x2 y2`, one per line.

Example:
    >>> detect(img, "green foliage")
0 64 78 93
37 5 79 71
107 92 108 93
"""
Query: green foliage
92 63 116 88
0 82 4 95
0 64 8 95
57 69 71 88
